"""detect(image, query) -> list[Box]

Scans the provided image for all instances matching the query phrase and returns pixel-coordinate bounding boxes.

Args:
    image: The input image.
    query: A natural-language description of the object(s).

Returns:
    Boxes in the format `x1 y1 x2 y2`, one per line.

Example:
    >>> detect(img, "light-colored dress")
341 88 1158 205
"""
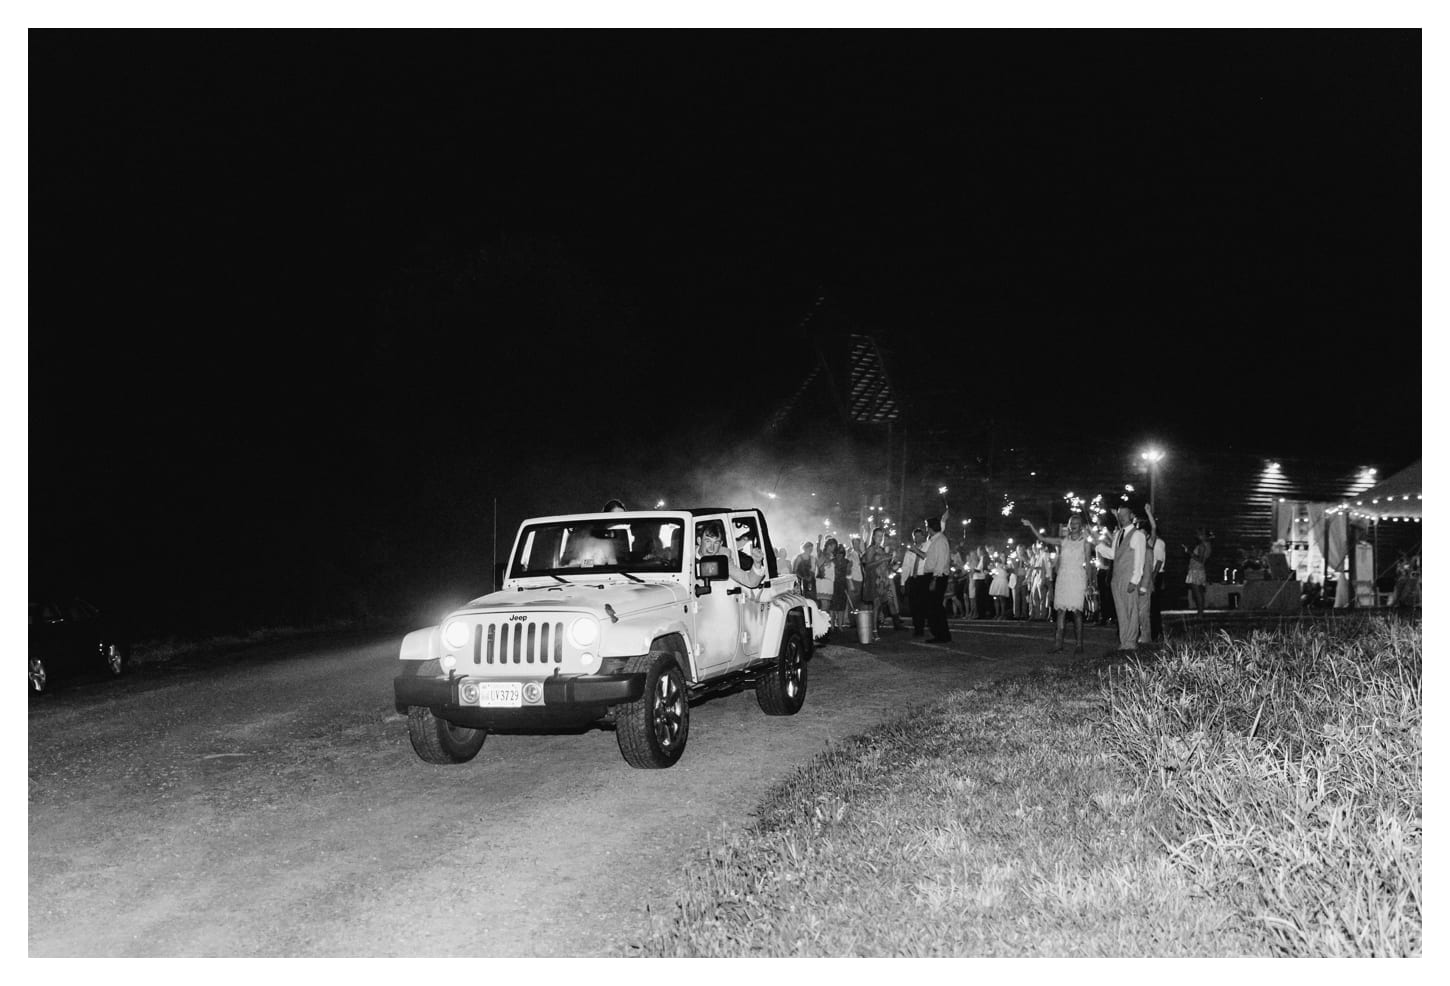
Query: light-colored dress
816 559 836 609
864 543 895 607
1186 543 1209 586
1052 536 1090 612
989 564 1010 597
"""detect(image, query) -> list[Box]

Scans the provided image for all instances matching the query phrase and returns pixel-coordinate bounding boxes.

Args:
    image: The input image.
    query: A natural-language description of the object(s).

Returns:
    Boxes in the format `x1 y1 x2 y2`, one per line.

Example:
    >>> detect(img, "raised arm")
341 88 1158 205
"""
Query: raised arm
729 549 764 589
1020 517 1064 546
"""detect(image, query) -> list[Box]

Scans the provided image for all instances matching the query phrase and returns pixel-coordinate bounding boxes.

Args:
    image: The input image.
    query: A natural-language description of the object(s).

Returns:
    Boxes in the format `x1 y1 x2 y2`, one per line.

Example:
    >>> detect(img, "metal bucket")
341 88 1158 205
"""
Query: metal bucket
855 609 874 644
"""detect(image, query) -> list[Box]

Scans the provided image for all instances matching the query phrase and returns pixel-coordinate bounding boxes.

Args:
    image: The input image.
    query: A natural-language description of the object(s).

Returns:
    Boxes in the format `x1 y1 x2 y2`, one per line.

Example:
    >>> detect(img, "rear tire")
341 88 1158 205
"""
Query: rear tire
756 619 808 715
407 706 487 764
615 651 689 768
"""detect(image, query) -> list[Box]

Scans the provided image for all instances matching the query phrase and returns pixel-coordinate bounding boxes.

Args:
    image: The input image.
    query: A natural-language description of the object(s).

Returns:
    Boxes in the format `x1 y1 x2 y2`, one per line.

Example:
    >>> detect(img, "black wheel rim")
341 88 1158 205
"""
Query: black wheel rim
651 670 685 750
783 637 804 699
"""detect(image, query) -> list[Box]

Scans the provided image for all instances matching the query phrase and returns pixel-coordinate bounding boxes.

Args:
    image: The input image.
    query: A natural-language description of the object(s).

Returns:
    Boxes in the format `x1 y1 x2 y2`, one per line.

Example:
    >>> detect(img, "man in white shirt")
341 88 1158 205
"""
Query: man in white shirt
920 513 953 642
1095 503 1150 652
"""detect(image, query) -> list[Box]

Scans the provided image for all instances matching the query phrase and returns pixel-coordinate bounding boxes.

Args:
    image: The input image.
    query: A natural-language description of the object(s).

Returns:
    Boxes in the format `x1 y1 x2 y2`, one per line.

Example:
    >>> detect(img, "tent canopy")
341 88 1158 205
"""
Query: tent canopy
1352 459 1421 521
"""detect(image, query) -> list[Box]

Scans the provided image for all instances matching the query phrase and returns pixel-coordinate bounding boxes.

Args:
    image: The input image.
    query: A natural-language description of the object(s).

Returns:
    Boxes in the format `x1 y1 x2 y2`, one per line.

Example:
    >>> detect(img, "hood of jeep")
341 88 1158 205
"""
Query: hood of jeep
458 581 685 617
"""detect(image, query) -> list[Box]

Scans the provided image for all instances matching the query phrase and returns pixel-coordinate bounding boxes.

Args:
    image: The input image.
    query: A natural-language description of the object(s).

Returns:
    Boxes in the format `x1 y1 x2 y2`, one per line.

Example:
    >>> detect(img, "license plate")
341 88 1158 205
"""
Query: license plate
475 681 522 704
478 682 522 708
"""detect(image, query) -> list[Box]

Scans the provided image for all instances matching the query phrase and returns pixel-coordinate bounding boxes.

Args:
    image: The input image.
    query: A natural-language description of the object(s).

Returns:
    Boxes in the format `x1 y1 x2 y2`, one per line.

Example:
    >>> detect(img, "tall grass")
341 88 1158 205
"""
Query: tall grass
625 671 1258 956
623 617 1420 957
1097 617 1421 956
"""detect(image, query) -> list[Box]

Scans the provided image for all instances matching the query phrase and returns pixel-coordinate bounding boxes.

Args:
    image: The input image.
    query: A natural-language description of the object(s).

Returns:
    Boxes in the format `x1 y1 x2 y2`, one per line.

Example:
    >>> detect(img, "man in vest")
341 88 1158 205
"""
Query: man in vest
1094 501 1150 652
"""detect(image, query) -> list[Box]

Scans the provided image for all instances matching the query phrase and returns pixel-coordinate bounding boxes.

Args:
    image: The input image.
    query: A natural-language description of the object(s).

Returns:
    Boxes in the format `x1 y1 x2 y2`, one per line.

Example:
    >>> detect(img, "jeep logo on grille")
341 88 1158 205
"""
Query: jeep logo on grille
508 614 528 622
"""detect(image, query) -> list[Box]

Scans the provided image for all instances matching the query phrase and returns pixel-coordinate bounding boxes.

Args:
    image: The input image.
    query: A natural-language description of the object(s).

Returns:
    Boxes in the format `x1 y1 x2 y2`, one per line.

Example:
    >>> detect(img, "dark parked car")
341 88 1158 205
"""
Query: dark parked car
28 596 129 693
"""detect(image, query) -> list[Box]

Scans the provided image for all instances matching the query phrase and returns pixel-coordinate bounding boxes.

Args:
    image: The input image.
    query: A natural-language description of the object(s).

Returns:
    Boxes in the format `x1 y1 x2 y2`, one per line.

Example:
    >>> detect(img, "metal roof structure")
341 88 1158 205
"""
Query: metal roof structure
845 334 900 424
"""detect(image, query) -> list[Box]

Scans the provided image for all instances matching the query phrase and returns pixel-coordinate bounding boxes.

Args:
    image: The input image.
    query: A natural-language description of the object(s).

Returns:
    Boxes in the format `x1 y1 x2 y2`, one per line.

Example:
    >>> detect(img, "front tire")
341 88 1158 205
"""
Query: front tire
756 619 808 715
615 651 689 768
407 706 487 764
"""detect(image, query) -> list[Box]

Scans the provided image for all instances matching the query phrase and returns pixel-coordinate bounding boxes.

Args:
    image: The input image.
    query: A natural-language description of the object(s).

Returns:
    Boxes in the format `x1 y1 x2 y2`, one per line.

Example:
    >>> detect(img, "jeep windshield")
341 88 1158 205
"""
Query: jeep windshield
509 517 685 578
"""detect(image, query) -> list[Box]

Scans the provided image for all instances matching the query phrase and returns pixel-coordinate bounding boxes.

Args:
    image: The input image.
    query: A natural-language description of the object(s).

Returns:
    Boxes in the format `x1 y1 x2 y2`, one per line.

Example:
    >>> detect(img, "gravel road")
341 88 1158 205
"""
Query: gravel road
28 620 1111 956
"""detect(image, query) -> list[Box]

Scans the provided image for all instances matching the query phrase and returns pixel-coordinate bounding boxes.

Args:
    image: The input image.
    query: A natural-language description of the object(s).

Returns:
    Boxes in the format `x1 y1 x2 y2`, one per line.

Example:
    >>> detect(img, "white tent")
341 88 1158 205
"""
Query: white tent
1326 458 1420 606
1347 459 1421 523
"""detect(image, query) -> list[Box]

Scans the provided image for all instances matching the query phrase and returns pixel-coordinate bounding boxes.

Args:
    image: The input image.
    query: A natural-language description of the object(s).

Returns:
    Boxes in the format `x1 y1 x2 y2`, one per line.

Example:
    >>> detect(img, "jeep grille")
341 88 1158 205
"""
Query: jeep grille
474 618 565 666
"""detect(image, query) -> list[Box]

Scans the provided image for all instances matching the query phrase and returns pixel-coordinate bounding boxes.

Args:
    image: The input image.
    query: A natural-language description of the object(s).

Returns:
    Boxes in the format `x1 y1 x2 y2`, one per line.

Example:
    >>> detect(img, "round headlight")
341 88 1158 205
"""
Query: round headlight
569 617 600 647
443 620 471 649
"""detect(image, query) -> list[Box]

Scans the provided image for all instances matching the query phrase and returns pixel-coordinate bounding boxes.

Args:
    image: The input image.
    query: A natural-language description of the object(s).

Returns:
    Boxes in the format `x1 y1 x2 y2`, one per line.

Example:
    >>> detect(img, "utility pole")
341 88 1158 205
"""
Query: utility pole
885 420 894 527
898 430 908 531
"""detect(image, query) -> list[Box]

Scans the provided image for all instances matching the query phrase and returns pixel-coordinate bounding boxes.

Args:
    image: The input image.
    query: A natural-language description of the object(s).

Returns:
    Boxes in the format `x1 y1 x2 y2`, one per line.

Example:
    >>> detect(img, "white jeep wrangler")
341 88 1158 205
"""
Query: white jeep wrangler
393 507 829 768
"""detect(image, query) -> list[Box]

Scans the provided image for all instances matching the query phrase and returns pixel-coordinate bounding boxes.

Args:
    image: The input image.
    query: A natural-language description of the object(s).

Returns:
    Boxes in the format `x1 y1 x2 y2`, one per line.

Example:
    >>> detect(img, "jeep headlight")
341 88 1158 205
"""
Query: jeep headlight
569 617 600 648
443 619 471 650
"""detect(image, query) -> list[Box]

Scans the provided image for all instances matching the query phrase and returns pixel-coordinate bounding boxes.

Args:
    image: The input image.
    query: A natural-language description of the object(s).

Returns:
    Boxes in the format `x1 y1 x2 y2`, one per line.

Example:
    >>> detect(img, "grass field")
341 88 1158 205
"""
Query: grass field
623 615 1421 957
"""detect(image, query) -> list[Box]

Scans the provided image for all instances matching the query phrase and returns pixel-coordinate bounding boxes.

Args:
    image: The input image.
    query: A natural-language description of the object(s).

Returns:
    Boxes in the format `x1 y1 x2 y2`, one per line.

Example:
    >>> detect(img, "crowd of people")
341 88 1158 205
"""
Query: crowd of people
600 494 1221 653
779 498 1194 654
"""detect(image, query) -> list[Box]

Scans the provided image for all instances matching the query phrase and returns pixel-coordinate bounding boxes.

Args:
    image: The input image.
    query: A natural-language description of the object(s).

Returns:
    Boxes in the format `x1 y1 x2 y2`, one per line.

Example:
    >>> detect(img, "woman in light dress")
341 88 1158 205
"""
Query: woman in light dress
863 527 905 630
988 553 1011 620
1184 528 1212 616
816 537 838 620
1020 514 1093 653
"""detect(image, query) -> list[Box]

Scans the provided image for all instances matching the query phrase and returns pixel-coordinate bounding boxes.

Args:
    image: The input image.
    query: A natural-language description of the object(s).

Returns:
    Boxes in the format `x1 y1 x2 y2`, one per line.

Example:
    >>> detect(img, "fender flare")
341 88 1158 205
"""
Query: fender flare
762 598 815 660
647 630 696 680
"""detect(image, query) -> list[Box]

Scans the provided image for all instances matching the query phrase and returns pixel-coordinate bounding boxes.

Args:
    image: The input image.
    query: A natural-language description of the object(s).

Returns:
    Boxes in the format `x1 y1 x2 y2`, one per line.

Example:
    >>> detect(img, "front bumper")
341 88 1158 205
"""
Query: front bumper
393 669 645 716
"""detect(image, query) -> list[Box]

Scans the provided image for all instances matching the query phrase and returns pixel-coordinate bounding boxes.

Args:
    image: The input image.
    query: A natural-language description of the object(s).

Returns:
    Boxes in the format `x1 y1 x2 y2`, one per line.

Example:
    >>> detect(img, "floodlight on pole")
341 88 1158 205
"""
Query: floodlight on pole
1140 448 1165 504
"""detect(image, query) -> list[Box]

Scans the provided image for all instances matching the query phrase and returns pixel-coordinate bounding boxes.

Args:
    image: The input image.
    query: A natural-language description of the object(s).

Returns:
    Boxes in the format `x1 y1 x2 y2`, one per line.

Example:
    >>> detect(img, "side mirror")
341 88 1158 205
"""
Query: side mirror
694 554 729 596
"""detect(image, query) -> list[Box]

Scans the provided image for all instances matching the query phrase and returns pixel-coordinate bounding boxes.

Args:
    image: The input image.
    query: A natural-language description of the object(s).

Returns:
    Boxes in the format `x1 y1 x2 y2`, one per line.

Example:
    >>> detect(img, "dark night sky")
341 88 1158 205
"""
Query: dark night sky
26 30 1424 632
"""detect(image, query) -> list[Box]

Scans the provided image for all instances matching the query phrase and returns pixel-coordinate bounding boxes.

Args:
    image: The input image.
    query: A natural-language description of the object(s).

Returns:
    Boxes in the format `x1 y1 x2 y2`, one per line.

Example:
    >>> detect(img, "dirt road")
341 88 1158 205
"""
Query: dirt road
28 619 1113 956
